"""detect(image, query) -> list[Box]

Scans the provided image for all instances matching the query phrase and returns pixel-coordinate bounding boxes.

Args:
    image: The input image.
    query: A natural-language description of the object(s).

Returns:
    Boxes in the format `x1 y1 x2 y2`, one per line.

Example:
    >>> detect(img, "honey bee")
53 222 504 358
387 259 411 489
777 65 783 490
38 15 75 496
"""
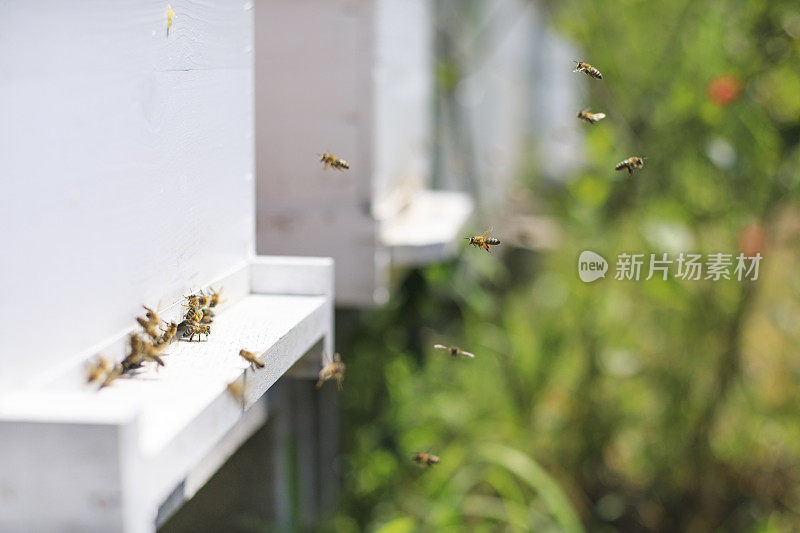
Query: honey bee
158 322 178 345
239 349 265 370
185 293 208 309
208 286 225 308
227 380 247 407
319 151 350 171
466 227 501 253
121 334 146 371
183 323 210 342
316 352 345 391
166 5 175 36
577 110 606 124
86 356 113 385
615 156 645 174
178 317 196 331
143 305 161 326
573 60 603 79
142 341 166 367
99 363 123 389
412 452 440 467
184 307 204 324
200 314 214 325
433 344 475 358
137 317 161 341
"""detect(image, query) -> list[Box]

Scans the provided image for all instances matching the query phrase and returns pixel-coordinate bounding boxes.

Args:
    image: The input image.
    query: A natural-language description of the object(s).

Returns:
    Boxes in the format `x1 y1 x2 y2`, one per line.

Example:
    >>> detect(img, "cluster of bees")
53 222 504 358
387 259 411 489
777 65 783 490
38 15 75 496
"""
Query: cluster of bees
573 60 646 174
85 288 223 389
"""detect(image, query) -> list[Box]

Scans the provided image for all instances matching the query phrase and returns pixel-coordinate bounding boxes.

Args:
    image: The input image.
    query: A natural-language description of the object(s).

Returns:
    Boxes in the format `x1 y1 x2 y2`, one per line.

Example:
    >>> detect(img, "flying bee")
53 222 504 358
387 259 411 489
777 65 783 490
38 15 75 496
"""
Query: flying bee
577 110 606 124
433 344 475 358
319 151 350 171
158 322 178 345
208 286 225 308
86 356 112 385
615 156 645 174
466 227 501 253
239 349 265 370
573 60 603 79
227 380 247 408
316 352 345 391
412 452 440 467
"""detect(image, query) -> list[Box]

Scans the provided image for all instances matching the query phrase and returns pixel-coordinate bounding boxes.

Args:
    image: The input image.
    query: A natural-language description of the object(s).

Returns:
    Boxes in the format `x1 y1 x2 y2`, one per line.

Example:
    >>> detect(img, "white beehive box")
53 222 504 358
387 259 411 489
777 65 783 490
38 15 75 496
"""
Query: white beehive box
0 2 333 531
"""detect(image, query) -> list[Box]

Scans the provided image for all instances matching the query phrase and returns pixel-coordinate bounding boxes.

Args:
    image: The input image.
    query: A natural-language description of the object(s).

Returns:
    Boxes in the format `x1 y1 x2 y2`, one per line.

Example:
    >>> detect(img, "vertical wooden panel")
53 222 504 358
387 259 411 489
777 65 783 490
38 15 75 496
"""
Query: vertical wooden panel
255 0 379 306
0 1 254 389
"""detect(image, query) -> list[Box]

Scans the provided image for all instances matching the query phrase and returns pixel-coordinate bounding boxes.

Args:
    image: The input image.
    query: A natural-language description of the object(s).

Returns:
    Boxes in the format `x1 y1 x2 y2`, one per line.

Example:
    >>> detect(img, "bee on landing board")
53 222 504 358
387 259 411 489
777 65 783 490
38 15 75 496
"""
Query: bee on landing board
573 60 603 79
466 227 500 253
182 323 210 342
86 356 113 385
137 317 161 342
433 344 475 359
99 363 123 389
143 305 161 326
239 349 265 370
185 293 208 310
316 352 345 391
207 286 225 308
142 341 167 368
577 110 606 124
412 452 440 467
319 151 350 171
121 334 146 371
157 322 178 345
183 307 204 325
615 156 645 174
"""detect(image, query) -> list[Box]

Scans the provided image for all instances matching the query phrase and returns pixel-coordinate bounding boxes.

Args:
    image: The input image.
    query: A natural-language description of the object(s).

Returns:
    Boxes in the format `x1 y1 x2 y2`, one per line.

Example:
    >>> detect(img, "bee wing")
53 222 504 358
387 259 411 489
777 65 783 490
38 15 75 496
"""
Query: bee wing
333 353 342 363
460 350 476 358
433 344 448 351
322 352 333 365
595 113 606 120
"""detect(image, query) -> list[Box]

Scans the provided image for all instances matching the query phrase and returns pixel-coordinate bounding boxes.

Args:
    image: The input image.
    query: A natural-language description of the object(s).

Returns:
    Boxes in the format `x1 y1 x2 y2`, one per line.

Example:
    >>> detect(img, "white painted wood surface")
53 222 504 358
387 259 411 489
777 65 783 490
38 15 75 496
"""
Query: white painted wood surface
0 258 334 533
0 0 255 390
255 0 377 306
372 0 433 210
381 190 474 267
254 0 471 306
0 3 339 530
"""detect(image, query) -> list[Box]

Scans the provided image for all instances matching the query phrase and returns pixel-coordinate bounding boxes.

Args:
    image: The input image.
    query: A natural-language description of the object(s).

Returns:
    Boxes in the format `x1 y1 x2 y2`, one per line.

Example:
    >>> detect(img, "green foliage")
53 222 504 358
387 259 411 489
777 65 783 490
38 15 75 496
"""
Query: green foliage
331 0 800 531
